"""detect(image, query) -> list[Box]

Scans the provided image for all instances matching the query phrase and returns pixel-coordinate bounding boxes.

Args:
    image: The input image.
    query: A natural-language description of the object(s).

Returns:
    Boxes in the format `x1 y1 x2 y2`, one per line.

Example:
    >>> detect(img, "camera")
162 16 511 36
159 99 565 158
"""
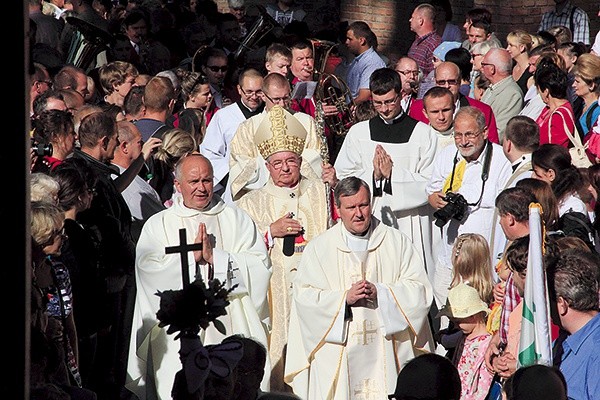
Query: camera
31 139 53 157
433 192 468 227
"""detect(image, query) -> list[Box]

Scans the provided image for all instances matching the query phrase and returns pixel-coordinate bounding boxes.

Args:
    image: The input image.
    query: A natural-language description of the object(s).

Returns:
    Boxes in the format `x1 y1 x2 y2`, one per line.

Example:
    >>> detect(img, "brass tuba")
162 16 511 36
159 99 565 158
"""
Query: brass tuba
64 16 113 72
233 5 279 63
310 39 356 138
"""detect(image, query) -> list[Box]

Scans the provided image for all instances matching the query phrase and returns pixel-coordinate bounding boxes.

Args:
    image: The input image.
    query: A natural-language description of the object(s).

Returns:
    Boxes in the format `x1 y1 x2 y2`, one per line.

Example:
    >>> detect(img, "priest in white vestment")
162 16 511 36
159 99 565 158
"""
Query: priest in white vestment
235 105 335 392
335 68 438 274
229 72 324 201
126 153 272 400
200 68 265 204
284 176 435 400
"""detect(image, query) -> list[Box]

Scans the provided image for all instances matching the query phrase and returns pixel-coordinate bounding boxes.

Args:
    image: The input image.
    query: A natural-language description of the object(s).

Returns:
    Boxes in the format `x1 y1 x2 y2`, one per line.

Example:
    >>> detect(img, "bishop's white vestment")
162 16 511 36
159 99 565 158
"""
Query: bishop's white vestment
125 195 272 400
284 218 435 400
236 176 330 392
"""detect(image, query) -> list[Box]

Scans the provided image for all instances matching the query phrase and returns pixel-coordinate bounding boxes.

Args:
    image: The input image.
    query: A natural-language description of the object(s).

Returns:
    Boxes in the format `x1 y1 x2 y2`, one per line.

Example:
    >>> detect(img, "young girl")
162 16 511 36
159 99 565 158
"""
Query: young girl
438 234 494 355
450 233 494 305
438 283 494 400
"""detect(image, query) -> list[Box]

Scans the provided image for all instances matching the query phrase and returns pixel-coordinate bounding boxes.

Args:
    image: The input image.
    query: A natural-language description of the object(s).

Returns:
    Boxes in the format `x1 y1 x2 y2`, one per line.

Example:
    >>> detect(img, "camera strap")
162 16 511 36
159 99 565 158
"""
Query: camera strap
447 140 493 206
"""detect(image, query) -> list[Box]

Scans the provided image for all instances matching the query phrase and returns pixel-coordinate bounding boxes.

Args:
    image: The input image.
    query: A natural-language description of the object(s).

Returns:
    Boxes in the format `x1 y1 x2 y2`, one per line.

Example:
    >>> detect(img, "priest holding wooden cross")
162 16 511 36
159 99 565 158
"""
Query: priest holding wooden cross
126 153 272 400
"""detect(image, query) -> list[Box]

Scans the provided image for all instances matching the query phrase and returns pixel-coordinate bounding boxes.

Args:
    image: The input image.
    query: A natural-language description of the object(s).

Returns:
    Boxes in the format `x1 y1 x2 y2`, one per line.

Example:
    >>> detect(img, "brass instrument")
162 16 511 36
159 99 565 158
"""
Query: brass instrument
65 16 113 72
310 39 356 139
233 5 279 63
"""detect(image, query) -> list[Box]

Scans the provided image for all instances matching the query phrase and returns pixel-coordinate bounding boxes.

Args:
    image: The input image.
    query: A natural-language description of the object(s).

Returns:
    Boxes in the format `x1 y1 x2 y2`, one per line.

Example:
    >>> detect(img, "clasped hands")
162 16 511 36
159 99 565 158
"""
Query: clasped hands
373 144 393 181
346 280 377 306
193 222 214 265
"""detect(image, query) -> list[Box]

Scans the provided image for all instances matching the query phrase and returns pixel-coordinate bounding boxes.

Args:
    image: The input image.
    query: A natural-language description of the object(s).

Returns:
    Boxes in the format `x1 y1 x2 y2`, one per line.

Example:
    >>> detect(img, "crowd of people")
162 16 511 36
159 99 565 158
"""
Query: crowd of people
28 0 600 399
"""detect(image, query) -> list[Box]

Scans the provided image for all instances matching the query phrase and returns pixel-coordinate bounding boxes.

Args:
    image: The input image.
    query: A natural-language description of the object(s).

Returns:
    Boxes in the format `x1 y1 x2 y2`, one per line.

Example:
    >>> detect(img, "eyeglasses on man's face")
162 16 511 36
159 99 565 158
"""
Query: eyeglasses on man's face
453 129 484 140
396 69 419 77
206 65 228 73
480 62 495 69
436 79 459 86
240 87 263 98
263 92 291 105
372 95 399 109
269 157 300 170
471 53 483 59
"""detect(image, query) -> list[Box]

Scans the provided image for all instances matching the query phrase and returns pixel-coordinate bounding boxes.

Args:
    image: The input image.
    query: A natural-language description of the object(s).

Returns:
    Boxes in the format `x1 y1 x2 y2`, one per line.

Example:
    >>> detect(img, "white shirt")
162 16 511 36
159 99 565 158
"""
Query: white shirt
426 142 512 270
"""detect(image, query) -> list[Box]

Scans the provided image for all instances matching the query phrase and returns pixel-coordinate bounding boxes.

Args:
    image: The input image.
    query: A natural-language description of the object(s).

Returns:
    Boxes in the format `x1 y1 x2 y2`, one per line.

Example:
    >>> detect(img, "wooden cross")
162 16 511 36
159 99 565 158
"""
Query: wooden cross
165 228 203 287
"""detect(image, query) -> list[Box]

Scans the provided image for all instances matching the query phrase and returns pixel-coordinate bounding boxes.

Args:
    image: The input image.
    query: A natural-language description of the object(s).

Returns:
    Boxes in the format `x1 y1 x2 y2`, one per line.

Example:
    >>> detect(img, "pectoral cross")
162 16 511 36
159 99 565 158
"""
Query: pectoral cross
353 378 381 400
352 320 378 346
165 228 203 287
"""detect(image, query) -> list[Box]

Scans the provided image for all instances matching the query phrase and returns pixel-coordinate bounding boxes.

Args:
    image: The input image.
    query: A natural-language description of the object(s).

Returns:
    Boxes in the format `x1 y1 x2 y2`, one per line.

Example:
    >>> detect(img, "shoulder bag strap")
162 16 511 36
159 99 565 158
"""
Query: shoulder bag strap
561 107 587 150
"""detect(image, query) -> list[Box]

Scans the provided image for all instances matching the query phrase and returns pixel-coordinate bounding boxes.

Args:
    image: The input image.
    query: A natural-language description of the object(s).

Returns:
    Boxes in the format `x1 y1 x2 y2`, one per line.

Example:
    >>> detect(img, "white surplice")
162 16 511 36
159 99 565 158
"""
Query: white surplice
334 117 438 274
126 195 272 400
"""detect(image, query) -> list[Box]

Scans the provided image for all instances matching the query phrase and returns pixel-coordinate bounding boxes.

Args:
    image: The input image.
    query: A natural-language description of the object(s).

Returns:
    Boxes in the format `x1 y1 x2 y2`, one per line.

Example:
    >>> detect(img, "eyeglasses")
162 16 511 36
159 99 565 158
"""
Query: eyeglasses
480 62 495 69
471 53 483 58
372 95 399 109
396 69 419 77
240 87 263 97
263 92 291 104
206 65 228 73
436 79 459 86
453 129 484 140
268 158 300 170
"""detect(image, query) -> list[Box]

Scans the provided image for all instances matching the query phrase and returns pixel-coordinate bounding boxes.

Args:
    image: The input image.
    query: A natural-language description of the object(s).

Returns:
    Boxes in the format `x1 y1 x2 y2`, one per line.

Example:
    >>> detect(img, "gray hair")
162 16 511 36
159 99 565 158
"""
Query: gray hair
455 106 486 131
471 40 500 57
228 0 245 8
334 176 371 207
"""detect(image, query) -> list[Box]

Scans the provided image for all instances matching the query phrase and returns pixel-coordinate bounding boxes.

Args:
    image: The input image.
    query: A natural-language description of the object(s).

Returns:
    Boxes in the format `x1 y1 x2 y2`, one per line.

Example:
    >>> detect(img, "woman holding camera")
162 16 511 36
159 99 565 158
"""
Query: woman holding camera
31 109 77 174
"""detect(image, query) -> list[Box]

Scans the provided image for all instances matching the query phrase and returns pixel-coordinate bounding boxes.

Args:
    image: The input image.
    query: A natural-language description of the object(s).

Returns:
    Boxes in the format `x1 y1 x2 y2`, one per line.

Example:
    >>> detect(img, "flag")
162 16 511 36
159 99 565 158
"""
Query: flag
517 203 553 367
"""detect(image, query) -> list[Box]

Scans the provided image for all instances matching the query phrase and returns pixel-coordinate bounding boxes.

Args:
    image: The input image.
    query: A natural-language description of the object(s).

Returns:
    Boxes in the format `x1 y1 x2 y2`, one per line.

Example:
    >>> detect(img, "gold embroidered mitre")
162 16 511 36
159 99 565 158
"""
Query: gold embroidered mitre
254 105 307 159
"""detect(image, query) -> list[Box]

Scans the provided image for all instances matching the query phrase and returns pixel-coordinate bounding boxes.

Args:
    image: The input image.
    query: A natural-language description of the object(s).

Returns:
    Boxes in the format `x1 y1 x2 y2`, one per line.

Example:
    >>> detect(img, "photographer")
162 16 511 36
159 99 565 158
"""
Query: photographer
426 106 512 314
31 109 76 174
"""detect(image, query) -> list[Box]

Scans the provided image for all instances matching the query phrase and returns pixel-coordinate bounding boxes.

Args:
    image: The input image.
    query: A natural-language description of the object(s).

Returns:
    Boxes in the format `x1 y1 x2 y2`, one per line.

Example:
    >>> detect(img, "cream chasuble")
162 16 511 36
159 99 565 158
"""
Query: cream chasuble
236 176 329 392
228 110 323 201
284 218 435 400
126 195 272 400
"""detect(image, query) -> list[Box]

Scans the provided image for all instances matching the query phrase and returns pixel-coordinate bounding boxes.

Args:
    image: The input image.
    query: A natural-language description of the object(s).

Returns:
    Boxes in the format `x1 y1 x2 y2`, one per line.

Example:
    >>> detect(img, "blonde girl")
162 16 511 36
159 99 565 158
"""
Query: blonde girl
450 233 494 305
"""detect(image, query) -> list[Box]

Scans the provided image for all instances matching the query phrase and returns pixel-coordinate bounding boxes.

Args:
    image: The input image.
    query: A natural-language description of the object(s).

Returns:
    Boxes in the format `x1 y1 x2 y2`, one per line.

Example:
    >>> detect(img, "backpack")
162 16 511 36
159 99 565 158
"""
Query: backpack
557 211 597 252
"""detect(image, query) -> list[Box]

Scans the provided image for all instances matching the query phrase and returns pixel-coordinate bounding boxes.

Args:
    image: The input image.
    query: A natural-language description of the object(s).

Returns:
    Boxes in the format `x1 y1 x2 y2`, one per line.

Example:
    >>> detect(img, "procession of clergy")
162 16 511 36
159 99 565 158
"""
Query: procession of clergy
126 64 505 400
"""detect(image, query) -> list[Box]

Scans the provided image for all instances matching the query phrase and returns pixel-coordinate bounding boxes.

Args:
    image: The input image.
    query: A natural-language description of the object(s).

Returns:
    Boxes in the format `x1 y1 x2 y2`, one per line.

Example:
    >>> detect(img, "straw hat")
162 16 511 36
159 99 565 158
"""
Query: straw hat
254 105 307 159
436 282 490 319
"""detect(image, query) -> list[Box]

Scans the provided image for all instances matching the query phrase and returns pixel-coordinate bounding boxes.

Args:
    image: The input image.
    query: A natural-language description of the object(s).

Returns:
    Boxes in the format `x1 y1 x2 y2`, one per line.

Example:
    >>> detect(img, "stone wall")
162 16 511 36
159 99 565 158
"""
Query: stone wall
214 0 599 62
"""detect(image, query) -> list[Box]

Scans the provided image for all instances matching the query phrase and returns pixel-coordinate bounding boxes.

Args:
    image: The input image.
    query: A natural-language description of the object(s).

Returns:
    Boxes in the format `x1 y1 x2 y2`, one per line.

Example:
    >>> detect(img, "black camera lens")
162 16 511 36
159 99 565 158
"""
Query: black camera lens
32 142 53 157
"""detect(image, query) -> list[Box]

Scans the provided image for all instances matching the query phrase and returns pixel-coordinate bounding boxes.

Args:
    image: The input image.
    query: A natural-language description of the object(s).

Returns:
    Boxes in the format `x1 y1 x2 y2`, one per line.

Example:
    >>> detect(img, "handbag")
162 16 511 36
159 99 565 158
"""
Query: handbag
549 106 592 168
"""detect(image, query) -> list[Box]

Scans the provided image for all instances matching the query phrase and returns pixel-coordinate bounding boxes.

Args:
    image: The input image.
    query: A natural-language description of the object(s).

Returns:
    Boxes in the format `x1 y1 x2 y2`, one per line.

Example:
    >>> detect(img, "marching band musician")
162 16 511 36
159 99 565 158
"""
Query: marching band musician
289 39 351 162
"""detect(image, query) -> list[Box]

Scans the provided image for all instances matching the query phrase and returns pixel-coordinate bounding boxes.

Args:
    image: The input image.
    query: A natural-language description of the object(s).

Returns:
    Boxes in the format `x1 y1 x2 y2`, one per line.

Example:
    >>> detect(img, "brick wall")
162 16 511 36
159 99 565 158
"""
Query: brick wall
215 0 599 62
